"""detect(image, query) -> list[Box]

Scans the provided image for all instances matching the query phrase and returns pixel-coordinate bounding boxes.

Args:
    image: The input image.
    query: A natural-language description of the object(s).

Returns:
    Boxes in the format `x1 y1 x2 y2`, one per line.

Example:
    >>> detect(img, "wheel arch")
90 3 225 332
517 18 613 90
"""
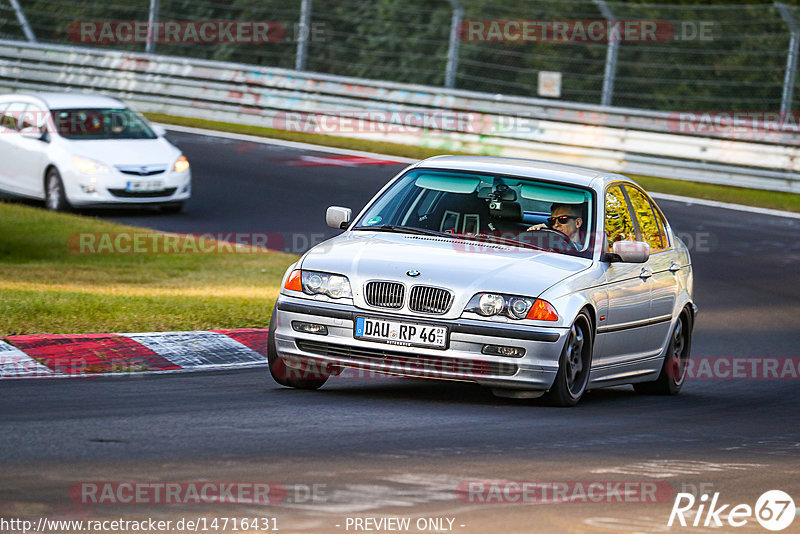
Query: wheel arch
578 302 597 340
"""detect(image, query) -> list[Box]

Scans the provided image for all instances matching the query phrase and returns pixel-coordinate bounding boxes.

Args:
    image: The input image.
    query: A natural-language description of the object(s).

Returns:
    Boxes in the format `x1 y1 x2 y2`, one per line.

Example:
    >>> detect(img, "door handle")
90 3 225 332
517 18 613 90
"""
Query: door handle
669 262 681 273
639 267 652 279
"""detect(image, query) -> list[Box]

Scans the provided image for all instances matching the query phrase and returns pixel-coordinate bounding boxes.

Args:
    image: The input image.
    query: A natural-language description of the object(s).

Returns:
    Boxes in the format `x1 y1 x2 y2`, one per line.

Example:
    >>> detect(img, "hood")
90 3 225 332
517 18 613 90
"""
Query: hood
300 231 592 319
64 138 180 167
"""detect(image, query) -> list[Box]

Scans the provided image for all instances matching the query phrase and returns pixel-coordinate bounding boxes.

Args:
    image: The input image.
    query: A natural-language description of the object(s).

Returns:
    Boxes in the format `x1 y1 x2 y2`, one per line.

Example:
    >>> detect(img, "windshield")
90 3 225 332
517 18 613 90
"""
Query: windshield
354 168 596 258
51 108 157 140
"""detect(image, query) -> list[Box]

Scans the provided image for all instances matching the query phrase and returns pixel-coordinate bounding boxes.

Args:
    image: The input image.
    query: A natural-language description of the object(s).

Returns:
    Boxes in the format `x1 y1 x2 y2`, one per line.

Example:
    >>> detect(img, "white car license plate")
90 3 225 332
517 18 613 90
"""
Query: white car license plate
126 180 164 192
354 316 448 349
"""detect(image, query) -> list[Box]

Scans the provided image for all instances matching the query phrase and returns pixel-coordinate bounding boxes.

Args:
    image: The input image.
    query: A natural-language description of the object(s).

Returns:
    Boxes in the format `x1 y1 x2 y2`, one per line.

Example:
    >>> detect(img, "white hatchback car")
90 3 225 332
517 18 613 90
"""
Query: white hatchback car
0 92 191 211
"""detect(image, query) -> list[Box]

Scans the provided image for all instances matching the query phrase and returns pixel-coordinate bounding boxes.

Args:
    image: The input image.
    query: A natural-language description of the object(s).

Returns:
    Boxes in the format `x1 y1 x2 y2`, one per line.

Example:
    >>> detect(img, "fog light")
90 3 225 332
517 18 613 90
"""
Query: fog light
80 185 97 193
292 321 328 335
482 344 525 357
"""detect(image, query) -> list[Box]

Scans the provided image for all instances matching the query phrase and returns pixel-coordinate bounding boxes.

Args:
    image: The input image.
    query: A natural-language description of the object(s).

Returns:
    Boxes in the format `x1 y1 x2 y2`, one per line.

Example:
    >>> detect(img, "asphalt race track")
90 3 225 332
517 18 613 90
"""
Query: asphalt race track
1 130 799 533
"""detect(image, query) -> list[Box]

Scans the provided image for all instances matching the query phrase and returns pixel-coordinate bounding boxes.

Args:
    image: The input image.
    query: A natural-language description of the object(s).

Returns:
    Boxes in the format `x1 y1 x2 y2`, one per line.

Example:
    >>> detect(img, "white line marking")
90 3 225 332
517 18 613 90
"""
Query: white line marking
123 331 265 369
156 123 416 163
0 341 53 378
592 460 763 478
159 123 800 220
650 192 800 220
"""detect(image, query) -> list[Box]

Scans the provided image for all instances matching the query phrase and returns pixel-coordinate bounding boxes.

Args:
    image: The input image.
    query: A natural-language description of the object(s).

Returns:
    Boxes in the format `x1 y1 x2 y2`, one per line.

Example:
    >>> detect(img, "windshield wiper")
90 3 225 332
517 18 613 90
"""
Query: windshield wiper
457 232 543 251
355 225 454 238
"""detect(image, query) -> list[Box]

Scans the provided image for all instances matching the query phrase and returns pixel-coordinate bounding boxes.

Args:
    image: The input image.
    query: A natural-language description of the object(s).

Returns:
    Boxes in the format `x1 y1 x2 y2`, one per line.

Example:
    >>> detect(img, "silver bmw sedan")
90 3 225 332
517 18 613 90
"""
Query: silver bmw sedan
268 156 696 406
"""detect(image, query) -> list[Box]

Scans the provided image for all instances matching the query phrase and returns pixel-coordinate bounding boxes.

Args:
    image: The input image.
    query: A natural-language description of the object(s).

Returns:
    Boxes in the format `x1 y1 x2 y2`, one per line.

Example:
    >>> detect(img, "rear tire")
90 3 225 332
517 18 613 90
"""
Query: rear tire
542 312 593 407
634 309 692 395
45 168 71 212
267 307 328 390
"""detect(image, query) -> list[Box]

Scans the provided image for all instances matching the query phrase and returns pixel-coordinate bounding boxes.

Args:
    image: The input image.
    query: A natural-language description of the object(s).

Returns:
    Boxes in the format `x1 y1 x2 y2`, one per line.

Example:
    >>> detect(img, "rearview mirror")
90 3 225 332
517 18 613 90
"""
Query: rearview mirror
326 206 352 230
609 240 650 263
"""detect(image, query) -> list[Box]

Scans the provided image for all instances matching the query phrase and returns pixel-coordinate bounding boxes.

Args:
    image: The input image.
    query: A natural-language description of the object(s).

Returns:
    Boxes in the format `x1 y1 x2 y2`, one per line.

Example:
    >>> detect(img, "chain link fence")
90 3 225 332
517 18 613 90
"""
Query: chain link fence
1 0 798 112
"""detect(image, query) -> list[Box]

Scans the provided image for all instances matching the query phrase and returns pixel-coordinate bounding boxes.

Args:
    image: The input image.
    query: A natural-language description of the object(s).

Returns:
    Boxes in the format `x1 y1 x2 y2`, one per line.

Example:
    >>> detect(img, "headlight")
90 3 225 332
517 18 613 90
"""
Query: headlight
478 294 505 316
173 155 190 173
72 156 109 175
284 269 352 299
465 293 558 321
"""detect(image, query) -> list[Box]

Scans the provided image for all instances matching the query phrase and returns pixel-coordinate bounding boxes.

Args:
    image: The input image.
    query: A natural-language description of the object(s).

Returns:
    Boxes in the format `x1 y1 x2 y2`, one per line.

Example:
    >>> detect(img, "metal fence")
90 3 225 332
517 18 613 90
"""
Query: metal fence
2 0 799 112
2 39 799 192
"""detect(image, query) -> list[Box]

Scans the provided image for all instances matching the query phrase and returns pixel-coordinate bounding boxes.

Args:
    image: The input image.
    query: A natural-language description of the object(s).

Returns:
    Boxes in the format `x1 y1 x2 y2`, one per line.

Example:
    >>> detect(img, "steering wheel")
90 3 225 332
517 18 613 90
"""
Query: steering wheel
524 227 579 251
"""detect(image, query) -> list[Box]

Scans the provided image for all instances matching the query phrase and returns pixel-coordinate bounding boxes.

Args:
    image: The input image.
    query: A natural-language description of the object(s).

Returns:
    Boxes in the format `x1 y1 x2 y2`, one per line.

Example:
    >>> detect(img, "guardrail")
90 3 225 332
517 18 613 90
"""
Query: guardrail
1 39 799 193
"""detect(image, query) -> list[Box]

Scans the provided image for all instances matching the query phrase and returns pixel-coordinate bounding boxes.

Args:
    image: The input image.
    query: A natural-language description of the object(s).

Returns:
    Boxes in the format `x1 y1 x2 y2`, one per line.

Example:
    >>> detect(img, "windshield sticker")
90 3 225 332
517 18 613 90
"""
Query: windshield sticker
365 216 382 226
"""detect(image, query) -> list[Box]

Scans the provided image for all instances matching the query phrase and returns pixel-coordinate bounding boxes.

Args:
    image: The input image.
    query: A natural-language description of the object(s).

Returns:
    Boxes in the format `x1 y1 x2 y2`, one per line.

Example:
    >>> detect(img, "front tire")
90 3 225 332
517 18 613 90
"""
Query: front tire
267 307 328 390
45 168 71 212
543 312 593 406
634 309 692 395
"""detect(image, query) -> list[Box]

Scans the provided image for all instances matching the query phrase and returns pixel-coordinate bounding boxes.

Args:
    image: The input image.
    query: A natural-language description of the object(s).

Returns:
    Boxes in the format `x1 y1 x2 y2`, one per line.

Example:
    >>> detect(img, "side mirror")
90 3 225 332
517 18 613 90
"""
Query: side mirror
326 206 352 230
608 240 650 263
20 128 49 142
152 124 167 137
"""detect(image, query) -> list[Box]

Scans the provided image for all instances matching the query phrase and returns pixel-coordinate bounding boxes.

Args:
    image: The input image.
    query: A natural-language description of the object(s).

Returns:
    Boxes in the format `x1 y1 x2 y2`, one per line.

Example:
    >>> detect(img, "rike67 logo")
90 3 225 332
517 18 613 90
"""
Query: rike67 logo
669 490 795 531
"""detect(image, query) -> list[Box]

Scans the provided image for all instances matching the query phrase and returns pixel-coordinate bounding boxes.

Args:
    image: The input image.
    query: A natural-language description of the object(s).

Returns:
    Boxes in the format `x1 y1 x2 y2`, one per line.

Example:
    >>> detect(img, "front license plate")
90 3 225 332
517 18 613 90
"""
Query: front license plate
126 180 164 192
354 316 448 349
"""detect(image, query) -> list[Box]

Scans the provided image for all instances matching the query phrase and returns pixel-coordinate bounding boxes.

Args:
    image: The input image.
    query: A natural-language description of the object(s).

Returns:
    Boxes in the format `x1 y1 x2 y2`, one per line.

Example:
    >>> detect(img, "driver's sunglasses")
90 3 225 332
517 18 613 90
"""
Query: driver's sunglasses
547 215 579 226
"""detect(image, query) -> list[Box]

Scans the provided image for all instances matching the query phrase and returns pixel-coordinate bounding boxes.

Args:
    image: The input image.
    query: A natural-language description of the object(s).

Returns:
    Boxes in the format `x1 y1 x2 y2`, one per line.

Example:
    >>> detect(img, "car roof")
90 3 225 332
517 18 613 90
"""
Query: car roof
413 155 634 191
0 92 126 109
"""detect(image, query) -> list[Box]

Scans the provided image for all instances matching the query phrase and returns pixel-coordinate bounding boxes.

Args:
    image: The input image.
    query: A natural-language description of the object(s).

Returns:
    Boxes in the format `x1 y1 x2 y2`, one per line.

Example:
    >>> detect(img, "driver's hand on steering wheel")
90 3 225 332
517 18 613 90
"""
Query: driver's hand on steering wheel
526 223 548 231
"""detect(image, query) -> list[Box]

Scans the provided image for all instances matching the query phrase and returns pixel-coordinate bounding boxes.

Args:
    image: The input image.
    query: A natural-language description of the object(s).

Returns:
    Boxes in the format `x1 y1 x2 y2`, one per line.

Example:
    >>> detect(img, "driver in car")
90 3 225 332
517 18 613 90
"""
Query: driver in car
527 203 584 245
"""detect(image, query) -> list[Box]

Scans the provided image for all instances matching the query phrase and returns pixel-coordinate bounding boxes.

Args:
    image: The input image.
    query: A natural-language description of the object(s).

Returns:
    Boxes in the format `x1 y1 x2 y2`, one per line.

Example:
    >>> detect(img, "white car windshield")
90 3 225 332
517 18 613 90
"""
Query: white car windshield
354 168 596 258
51 108 157 140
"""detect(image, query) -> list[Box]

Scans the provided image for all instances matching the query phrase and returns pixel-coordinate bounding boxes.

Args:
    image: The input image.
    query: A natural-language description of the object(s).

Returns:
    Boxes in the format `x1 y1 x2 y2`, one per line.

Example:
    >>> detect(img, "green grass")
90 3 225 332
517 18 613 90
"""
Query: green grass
0 202 296 335
146 112 800 214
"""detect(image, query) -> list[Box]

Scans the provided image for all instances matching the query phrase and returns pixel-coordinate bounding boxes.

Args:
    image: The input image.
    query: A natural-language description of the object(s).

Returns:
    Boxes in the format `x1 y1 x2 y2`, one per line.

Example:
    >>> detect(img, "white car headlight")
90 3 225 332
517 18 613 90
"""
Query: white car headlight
173 155 190 173
72 156 109 175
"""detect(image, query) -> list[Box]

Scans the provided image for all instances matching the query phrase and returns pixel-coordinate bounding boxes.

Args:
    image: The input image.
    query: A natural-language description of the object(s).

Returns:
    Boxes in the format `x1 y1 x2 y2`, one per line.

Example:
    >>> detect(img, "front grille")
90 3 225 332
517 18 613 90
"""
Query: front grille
108 187 177 198
296 339 518 377
116 165 167 176
364 281 404 309
409 285 453 314
118 169 166 176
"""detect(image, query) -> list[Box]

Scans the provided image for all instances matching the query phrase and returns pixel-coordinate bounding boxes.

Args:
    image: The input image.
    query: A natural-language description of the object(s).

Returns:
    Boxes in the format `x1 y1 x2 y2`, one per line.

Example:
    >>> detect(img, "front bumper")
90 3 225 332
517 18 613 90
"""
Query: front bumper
64 169 191 207
272 295 569 390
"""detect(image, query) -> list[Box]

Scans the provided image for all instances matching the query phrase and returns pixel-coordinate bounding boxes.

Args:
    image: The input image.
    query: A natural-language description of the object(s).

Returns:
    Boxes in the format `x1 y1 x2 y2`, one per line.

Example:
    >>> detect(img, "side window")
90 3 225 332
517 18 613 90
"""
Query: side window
604 185 636 252
0 102 27 132
625 185 668 252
